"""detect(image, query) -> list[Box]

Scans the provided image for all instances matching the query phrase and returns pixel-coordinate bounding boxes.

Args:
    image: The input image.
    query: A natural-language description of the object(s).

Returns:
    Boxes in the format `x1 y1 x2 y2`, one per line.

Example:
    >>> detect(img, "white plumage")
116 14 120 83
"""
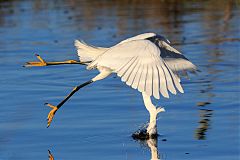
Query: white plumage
74 33 197 137
74 40 107 62
75 33 196 100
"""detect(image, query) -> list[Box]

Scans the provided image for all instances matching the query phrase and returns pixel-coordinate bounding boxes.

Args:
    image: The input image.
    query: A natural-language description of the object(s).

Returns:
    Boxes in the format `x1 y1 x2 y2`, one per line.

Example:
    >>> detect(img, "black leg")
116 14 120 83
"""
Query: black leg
46 80 93 127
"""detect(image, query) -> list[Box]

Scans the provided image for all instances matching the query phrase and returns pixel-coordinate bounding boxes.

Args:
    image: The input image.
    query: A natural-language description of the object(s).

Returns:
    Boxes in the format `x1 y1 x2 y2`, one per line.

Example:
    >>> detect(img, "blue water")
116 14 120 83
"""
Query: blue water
0 1 239 160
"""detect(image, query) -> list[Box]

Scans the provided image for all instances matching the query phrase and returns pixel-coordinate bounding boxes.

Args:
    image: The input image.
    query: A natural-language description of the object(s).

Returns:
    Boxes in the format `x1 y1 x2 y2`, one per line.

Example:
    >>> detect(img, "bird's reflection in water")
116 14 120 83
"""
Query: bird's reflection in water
195 109 213 140
146 138 161 160
48 150 54 160
47 138 161 160
134 137 161 160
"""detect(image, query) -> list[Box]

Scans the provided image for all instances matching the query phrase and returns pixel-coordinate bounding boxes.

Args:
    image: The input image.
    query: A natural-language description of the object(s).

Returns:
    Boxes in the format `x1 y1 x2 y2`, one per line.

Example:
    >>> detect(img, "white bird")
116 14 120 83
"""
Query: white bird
25 33 197 139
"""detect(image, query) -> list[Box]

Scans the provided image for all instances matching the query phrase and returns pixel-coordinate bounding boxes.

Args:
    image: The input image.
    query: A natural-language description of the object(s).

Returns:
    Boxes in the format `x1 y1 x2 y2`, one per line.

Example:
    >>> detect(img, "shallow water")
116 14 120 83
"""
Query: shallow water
0 0 239 160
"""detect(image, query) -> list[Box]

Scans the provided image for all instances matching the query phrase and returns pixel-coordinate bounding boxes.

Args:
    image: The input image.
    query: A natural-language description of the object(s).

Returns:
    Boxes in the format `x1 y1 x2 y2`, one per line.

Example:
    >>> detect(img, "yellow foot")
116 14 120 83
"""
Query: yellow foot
45 103 58 128
48 150 55 160
24 54 47 67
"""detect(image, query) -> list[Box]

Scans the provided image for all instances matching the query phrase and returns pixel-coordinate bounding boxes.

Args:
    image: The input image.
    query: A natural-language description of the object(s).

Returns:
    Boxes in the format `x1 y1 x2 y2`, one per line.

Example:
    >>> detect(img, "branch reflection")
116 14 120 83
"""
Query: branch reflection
194 0 235 140
195 109 213 140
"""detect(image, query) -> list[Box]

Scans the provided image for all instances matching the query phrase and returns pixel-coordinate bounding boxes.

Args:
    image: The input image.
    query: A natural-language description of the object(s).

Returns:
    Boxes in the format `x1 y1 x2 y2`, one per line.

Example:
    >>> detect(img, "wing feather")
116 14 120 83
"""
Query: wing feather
117 57 136 77
126 59 140 86
164 61 184 93
88 40 186 99
161 62 177 95
146 65 153 96
152 66 160 99
132 62 143 89
157 65 169 98
138 64 147 93
158 40 197 76
122 57 139 82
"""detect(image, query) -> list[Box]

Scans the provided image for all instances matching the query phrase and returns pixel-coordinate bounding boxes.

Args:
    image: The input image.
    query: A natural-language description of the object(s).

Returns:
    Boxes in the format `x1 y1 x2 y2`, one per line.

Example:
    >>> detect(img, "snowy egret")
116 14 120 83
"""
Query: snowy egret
25 33 197 139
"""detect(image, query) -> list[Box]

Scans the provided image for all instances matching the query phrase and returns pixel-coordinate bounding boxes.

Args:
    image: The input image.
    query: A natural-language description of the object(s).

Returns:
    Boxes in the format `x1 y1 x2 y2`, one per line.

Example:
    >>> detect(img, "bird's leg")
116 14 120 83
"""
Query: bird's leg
46 69 112 127
24 54 90 67
46 80 93 127
142 92 165 138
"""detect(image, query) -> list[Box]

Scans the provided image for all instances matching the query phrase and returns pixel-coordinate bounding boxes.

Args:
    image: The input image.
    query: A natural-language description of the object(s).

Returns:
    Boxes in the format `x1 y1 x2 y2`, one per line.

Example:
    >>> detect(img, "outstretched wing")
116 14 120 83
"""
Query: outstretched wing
158 40 197 78
88 40 184 99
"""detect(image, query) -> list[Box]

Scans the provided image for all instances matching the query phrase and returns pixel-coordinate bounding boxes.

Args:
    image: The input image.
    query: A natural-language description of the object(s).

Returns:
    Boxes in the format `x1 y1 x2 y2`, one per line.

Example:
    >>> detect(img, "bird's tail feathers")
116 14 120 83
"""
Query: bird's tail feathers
74 40 107 62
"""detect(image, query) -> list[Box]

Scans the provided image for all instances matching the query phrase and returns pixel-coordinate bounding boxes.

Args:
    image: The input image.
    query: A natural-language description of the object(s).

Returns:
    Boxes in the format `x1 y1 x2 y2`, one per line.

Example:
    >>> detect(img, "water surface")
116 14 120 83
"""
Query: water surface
0 0 239 160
